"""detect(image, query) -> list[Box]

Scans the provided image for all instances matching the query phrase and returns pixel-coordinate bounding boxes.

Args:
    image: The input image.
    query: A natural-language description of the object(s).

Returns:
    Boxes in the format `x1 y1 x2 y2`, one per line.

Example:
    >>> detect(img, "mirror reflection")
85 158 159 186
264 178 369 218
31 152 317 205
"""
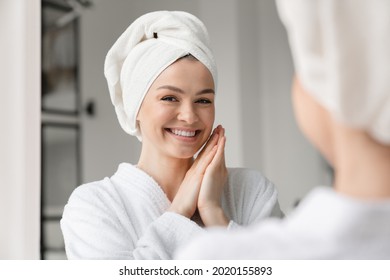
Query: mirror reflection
40 0 331 259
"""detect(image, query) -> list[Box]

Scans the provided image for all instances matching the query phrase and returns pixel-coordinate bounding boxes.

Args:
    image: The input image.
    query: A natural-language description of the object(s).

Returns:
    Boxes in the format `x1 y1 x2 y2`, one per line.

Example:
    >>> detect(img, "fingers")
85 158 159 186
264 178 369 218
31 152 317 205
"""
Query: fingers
211 126 226 165
216 126 225 145
201 125 222 154
211 135 226 167
202 128 219 155
193 125 222 168
195 145 218 175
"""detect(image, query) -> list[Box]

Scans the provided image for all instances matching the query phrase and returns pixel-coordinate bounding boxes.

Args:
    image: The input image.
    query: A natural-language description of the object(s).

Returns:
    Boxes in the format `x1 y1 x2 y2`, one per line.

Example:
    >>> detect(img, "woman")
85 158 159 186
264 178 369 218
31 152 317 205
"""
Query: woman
176 0 390 259
61 11 282 260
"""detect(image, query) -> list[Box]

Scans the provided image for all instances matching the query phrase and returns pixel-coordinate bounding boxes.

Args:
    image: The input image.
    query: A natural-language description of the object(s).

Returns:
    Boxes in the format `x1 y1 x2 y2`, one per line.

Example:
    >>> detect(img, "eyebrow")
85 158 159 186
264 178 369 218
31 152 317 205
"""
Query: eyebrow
157 85 215 95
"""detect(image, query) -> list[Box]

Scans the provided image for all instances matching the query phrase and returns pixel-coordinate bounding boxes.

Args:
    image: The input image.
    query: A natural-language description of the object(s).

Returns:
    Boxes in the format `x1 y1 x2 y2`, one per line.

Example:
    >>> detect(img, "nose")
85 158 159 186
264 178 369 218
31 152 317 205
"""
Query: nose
177 102 199 124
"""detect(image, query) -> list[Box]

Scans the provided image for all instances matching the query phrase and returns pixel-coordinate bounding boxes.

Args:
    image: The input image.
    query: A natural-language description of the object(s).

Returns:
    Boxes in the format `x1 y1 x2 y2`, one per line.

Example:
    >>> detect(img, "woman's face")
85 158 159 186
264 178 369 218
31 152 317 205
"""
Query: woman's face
137 57 215 159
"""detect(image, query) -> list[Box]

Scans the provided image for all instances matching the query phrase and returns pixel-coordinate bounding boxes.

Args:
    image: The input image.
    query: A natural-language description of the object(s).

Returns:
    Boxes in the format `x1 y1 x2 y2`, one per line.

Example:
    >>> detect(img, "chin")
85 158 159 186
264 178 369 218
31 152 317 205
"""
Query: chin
173 150 197 159
168 146 199 159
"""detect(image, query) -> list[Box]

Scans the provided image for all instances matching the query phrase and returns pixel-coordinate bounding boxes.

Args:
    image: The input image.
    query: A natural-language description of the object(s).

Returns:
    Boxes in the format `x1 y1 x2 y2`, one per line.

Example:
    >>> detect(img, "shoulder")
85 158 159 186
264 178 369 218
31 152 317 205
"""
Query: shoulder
227 167 277 195
225 168 279 212
65 177 121 211
66 163 138 207
223 168 283 222
227 167 266 180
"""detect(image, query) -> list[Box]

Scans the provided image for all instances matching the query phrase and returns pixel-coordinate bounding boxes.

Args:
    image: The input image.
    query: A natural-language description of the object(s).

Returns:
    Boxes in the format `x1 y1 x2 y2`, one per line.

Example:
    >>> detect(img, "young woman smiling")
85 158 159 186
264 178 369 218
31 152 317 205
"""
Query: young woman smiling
61 11 282 260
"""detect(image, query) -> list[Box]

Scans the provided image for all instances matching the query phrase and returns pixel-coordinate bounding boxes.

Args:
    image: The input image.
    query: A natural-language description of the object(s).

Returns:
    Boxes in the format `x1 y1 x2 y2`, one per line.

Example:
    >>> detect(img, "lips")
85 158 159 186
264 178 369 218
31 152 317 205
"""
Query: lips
165 128 200 139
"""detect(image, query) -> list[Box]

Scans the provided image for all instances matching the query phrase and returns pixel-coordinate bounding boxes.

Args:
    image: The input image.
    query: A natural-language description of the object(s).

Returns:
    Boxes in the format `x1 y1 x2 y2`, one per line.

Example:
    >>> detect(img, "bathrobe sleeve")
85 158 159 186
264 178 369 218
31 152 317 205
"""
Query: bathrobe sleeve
61 182 203 260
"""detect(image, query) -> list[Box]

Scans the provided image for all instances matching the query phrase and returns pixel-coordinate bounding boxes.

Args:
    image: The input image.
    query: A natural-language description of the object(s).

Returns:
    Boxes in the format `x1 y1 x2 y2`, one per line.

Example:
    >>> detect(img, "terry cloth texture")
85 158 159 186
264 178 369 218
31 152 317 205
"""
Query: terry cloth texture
277 0 390 144
176 186 390 259
61 163 282 259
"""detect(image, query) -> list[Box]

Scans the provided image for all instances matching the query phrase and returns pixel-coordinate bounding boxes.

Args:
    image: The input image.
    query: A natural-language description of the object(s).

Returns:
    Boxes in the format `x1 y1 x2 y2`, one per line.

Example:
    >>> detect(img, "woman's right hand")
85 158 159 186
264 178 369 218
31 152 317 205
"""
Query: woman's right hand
197 126 228 227
167 127 220 218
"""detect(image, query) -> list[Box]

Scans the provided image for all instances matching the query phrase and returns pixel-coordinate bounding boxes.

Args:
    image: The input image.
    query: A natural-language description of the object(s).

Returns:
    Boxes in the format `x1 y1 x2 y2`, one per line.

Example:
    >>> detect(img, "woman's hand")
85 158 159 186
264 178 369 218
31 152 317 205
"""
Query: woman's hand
167 127 219 218
197 126 229 227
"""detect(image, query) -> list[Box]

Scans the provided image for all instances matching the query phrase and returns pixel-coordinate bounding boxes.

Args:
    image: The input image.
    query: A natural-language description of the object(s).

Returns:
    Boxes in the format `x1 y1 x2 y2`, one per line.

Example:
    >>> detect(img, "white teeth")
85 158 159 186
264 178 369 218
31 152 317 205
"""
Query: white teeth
170 129 196 137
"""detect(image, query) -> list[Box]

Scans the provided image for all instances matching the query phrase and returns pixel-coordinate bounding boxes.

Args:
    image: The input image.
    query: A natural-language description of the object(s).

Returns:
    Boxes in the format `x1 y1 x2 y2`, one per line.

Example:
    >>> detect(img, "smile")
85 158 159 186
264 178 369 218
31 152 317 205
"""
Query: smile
165 128 200 139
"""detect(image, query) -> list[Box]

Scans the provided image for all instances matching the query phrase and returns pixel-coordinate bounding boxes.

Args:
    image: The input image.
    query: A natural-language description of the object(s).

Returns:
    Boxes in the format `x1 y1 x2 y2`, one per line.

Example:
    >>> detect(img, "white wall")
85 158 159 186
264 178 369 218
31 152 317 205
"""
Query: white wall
255 0 328 212
0 0 41 259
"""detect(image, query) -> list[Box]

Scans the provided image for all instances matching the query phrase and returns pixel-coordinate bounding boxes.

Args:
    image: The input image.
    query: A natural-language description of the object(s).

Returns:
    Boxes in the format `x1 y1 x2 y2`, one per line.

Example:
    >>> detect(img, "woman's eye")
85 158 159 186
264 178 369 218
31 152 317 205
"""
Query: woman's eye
196 99 212 104
161 96 178 102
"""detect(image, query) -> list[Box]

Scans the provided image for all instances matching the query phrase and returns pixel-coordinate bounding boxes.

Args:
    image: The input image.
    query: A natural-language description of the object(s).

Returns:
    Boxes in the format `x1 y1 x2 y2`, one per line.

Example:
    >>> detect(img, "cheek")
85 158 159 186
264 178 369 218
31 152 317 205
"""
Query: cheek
292 78 335 164
292 84 311 138
138 102 173 126
292 78 322 142
201 107 215 131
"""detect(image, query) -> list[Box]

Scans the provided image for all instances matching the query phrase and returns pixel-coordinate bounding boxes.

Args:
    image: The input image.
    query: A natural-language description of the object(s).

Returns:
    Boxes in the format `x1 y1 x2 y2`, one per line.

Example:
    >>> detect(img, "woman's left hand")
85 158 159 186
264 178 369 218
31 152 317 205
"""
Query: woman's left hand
197 125 229 227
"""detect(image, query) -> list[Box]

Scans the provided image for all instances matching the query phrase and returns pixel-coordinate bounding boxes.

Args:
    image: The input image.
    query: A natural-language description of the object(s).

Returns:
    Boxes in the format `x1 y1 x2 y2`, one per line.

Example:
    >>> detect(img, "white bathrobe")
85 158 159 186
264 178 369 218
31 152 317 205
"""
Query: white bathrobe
61 163 282 259
176 187 390 259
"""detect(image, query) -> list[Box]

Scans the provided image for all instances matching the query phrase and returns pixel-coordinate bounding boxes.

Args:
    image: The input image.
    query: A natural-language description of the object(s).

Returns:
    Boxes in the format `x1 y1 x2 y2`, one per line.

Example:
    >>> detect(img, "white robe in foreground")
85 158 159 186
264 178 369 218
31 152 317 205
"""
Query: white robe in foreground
61 163 282 259
176 187 390 259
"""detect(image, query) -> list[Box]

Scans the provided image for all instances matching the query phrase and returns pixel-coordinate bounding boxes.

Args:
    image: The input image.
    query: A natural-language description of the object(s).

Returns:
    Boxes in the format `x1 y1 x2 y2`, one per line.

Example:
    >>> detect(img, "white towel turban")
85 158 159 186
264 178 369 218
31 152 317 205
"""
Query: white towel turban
276 0 390 145
104 11 217 141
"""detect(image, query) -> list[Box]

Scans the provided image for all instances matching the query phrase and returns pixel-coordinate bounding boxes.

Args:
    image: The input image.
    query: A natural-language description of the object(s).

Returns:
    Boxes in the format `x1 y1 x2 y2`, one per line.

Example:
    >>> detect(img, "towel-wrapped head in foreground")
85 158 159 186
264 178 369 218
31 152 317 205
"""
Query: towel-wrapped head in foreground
277 0 390 145
104 11 217 141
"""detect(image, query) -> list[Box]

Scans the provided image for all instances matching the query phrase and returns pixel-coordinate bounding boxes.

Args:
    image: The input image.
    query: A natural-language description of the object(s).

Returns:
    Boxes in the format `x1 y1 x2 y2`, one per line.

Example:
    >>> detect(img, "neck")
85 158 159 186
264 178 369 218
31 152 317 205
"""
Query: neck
333 126 390 199
137 145 193 202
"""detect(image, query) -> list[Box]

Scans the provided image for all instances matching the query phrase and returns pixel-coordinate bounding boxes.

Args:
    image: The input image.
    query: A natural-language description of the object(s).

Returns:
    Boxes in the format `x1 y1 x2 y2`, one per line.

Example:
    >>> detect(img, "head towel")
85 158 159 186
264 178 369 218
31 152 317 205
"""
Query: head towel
277 0 390 145
104 11 217 141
